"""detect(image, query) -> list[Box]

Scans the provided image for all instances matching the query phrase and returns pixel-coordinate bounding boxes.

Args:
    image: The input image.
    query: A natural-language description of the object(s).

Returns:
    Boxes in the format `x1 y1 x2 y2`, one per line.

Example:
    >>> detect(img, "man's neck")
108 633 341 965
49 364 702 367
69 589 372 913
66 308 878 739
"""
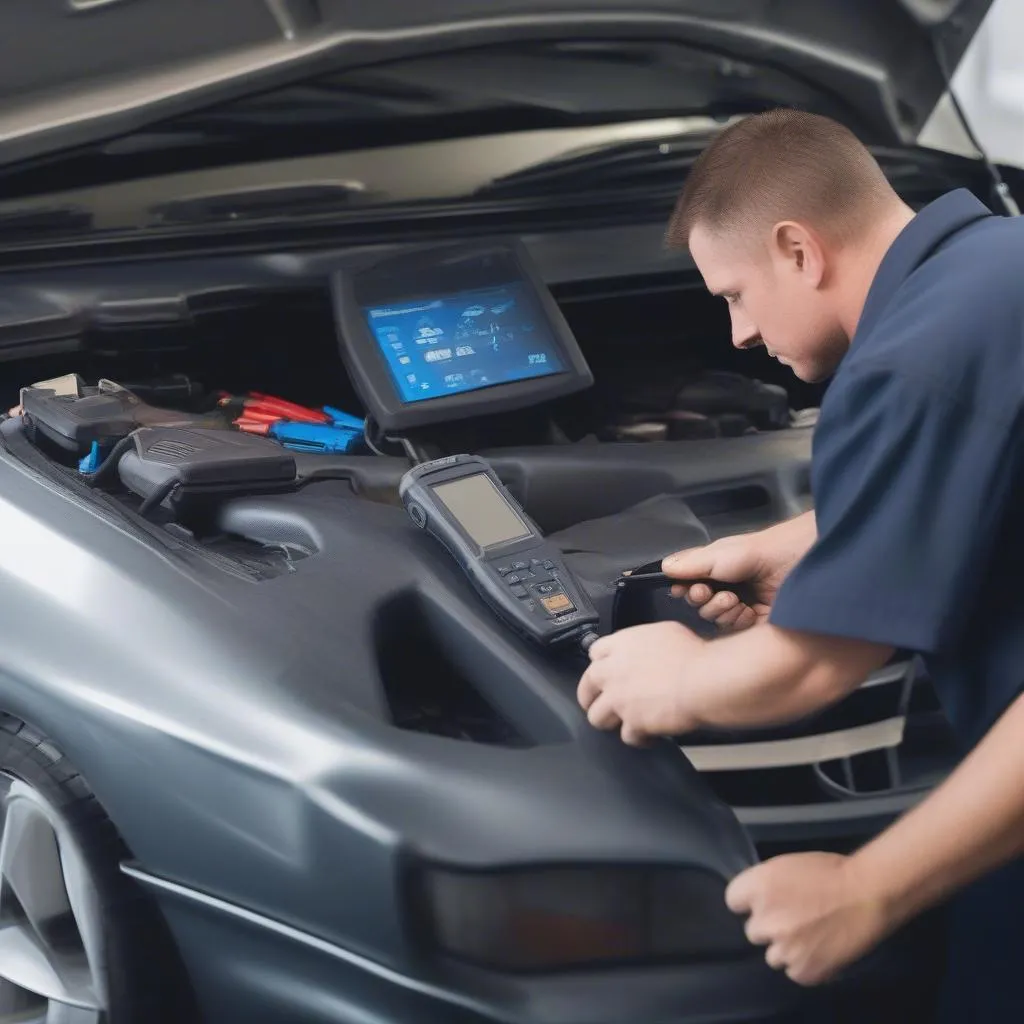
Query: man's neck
836 203 916 340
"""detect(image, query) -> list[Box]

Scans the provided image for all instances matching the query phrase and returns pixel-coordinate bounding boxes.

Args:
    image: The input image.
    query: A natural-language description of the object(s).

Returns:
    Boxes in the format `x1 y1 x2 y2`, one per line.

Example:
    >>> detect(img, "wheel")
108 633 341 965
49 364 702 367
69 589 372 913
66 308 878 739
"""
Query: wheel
0 716 199 1024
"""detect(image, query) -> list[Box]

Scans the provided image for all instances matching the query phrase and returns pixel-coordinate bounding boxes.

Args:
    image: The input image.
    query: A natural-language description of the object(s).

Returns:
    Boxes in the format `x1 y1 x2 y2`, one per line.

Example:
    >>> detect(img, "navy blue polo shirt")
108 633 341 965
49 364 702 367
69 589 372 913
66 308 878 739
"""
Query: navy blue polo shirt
769 190 1024 1019
770 189 1024 752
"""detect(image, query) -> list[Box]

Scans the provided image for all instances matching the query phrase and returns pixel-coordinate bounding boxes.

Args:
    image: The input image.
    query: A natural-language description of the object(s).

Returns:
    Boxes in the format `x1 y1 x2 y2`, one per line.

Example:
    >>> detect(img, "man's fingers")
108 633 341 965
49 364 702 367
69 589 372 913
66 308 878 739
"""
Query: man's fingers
577 666 604 711
712 602 748 629
744 914 771 947
620 722 652 747
765 943 788 971
698 590 742 623
587 693 620 731
732 606 760 631
683 582 713 606
725 869 756 914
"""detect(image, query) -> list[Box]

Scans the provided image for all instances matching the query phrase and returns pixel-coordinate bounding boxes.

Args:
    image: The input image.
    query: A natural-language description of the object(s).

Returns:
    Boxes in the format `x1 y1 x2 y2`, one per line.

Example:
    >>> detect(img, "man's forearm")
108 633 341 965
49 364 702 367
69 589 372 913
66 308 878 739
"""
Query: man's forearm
754 509 818 575
850 690 1024 930
765 508 817 550
689 624 892 730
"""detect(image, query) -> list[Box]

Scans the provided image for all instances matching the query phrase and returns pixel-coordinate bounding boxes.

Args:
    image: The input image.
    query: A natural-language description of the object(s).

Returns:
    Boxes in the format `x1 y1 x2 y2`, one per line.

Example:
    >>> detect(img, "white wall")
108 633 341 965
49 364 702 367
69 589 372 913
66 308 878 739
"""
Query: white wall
919 0 1024 168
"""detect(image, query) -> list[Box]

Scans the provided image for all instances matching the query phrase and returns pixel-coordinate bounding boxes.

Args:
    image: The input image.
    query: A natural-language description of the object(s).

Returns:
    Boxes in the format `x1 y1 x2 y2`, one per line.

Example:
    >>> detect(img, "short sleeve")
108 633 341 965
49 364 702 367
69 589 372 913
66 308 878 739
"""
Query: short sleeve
770 362 1020 654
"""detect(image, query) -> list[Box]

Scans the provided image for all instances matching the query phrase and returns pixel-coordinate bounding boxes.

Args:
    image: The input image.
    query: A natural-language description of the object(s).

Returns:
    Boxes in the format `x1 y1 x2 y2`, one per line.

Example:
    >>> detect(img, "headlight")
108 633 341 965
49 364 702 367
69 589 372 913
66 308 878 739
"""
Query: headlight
416 863 749 972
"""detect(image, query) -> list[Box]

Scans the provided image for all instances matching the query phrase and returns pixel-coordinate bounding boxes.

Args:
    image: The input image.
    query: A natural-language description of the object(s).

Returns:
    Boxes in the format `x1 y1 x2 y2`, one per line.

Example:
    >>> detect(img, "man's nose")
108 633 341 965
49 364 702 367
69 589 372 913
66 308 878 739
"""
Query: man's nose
730 311 762 350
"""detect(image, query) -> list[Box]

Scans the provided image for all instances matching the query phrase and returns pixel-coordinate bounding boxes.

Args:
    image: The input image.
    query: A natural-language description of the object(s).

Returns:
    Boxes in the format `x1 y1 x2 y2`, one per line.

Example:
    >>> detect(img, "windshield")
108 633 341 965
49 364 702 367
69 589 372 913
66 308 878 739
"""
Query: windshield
0 37 980 249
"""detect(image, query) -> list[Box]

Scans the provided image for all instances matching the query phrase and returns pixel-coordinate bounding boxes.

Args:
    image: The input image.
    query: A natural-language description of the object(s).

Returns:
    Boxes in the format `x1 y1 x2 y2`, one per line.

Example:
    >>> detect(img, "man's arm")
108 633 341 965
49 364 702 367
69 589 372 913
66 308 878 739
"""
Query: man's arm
687 622 891 729
726 690 1024 985
578 620 892 741
854 688 1024 925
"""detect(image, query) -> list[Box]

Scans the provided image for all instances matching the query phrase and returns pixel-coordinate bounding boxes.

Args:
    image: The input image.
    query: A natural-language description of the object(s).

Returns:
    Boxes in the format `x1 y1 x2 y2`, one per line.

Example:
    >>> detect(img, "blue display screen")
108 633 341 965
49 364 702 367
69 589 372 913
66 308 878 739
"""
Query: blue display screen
364 281 565 404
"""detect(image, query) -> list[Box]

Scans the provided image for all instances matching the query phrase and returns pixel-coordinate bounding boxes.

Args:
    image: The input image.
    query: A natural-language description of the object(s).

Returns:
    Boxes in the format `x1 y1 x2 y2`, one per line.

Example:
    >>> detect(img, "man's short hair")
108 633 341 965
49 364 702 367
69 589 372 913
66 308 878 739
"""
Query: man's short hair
665 108 896 249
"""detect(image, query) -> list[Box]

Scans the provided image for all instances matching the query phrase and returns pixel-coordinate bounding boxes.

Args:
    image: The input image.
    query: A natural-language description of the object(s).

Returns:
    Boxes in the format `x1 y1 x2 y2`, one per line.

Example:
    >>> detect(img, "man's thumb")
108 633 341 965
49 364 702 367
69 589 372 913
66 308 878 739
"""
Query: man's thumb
662 546 714 578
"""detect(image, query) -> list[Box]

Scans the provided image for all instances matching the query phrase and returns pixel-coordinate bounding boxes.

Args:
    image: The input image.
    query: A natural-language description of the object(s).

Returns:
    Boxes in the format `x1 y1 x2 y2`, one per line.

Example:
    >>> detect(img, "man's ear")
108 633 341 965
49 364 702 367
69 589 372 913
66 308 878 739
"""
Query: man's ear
771 220 827 288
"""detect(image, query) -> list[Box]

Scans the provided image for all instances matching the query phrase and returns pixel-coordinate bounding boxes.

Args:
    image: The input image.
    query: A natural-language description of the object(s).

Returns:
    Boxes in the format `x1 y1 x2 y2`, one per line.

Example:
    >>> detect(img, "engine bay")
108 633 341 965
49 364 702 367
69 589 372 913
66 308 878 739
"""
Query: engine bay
0 223 823 443
0 232 955 850
6 237 821 580
0 226 961 1019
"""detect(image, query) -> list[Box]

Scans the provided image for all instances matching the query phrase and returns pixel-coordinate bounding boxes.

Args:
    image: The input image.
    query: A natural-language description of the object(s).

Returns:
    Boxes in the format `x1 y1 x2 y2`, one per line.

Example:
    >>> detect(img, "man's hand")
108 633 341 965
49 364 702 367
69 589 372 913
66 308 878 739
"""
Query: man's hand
576 622 706 745
663 510 816 632
577 620 889 738
662 536 775 631
725 853 889 986
724 692 1024 990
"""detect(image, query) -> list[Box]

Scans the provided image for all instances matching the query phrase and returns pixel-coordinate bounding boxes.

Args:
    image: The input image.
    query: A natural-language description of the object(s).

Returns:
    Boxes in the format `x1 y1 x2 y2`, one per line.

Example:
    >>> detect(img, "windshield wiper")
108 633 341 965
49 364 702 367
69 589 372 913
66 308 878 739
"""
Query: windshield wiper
0 204 92 238
481 130 986 204
148 182 369 225
477 131 719 198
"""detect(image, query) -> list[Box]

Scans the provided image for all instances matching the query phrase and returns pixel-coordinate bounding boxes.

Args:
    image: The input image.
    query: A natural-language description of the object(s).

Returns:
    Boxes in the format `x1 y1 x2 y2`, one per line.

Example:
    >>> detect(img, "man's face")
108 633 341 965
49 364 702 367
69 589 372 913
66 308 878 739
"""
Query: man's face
688 222 848 382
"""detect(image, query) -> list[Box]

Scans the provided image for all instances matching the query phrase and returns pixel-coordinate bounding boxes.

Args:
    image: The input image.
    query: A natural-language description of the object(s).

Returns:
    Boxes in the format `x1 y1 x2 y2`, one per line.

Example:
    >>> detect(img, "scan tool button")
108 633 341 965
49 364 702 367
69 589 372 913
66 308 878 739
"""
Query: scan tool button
540 592 576 616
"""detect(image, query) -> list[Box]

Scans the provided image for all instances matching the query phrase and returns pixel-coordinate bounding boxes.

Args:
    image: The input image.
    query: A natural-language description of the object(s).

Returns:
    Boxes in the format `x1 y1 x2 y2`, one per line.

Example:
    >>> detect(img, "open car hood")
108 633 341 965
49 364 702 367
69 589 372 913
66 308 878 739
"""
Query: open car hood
0 0 994 170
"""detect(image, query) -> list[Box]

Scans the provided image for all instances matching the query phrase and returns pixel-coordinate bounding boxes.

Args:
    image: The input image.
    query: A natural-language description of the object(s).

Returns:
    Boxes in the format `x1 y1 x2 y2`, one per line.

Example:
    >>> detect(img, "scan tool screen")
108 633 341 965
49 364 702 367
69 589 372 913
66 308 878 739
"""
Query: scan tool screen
363 281 566 404
335 241 593 431
430 472 533 549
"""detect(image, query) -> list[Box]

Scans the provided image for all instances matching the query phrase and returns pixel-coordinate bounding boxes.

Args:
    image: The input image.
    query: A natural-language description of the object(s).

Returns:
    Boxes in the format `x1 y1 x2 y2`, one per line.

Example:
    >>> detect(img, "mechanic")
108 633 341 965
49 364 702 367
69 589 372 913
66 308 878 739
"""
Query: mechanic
576 108 1024 1021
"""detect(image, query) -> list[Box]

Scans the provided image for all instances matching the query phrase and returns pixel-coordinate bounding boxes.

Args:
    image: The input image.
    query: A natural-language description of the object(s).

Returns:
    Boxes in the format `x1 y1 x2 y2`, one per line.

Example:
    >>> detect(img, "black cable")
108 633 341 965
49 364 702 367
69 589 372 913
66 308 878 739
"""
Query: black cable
82 433 137 488
362 416 391 458
931 30 1020 216
138 478 180 517
363 414 437 466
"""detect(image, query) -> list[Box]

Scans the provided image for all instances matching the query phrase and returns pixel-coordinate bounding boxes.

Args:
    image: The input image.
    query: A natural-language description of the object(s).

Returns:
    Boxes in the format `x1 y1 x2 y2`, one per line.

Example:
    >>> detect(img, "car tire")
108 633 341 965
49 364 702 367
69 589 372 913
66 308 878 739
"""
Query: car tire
0 714 200 1024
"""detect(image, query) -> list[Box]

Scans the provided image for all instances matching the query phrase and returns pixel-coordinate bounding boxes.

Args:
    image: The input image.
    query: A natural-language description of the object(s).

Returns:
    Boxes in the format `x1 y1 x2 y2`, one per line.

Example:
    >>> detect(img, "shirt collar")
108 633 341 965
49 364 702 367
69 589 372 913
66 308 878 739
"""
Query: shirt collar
856 189 994 340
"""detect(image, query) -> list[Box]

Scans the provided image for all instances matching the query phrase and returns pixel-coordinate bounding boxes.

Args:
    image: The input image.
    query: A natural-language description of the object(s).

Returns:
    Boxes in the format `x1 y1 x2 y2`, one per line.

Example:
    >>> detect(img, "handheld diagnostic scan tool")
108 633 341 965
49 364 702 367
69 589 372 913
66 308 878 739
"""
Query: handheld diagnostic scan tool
400 455 601 651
